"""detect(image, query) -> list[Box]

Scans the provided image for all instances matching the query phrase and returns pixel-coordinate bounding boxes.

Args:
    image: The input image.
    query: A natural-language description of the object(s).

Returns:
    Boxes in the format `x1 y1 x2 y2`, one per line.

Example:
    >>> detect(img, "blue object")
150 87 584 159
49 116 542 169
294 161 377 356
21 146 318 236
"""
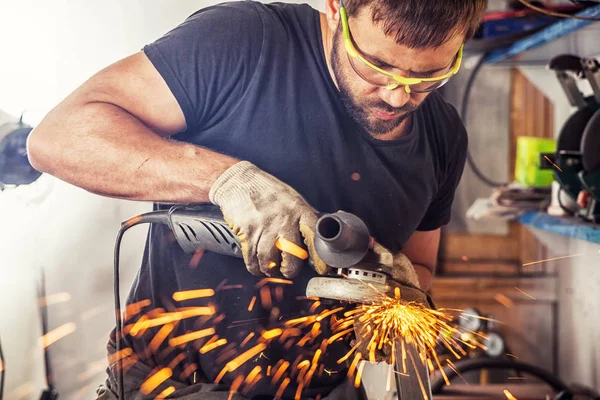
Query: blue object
518 210 600 243
487 5 600 64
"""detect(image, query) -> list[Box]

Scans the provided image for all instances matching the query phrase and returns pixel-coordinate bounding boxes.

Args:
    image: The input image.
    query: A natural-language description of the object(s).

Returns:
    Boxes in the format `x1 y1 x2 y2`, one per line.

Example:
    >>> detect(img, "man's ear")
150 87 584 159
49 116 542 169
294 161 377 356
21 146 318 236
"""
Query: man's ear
324 0 341 32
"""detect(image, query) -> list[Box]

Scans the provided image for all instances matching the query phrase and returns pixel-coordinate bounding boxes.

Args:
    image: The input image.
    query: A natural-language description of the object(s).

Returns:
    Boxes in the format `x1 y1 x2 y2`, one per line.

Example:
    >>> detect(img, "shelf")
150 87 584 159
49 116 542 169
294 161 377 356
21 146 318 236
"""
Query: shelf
517 210 600 244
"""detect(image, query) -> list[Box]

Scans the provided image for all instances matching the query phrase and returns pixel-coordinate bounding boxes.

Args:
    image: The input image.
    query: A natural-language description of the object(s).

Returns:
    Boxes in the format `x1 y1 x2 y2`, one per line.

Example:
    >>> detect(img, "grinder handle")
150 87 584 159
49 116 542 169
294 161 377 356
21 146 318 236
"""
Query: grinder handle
167 205 243 257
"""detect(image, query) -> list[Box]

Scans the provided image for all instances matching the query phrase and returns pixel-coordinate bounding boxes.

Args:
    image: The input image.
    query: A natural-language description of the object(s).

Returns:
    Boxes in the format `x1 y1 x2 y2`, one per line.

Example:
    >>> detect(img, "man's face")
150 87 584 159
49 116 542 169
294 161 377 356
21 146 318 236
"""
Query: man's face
330 9 464 137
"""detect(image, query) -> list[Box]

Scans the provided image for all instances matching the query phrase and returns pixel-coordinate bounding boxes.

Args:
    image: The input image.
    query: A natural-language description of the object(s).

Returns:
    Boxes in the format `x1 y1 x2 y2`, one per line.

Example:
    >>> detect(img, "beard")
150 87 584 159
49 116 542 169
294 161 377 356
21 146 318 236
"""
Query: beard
330 28 418 136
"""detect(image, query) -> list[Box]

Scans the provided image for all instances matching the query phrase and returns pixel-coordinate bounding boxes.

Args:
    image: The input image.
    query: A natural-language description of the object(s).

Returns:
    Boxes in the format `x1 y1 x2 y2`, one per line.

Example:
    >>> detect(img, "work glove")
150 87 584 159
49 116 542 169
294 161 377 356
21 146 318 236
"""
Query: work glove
351 241 433 364
209 161 330 278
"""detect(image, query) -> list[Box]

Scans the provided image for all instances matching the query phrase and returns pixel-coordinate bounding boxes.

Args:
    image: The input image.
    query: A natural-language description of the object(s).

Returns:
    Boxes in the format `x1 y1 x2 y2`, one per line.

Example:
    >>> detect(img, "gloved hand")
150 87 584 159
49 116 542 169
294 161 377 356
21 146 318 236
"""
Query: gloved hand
209 161 330 278
352 241 433 364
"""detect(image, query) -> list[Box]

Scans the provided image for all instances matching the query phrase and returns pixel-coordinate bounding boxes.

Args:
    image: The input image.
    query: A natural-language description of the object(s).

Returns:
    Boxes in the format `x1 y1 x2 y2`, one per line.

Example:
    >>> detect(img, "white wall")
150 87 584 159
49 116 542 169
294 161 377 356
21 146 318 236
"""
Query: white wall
0 1 323 399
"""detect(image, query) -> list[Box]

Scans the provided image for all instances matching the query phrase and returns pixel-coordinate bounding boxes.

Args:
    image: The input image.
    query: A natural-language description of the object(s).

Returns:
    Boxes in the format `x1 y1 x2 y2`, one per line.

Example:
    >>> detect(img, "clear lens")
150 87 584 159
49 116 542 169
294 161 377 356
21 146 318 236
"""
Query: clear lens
347 53 452 93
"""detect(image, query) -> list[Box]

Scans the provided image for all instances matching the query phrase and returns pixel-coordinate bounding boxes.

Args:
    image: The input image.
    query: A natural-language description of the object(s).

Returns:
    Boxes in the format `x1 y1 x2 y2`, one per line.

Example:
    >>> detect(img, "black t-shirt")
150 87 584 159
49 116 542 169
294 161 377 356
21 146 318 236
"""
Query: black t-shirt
123 1 467 398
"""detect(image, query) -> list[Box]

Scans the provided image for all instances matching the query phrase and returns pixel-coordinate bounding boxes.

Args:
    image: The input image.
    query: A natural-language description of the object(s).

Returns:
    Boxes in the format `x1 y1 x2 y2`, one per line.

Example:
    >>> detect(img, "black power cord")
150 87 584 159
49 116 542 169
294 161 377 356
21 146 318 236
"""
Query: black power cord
461 53 510 188
0 333 5 400
113 210 170 399
38 271 59 400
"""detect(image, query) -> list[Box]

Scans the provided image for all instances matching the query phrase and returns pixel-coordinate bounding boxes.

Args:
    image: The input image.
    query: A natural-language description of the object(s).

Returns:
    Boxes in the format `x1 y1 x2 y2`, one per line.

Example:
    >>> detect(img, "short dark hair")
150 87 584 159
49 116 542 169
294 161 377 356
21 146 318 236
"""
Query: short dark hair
343 0 488 49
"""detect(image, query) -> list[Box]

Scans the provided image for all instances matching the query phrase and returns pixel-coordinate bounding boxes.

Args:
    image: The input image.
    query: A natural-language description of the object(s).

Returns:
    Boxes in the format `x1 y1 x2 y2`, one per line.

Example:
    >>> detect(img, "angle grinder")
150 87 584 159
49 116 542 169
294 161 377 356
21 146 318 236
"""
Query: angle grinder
114 204 433 399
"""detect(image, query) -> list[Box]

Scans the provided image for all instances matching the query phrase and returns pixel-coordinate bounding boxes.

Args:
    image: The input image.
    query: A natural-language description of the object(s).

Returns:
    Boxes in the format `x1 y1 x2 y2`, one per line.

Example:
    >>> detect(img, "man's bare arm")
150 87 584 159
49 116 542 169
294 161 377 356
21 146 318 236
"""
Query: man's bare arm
402 228 441 291
27 51 238 203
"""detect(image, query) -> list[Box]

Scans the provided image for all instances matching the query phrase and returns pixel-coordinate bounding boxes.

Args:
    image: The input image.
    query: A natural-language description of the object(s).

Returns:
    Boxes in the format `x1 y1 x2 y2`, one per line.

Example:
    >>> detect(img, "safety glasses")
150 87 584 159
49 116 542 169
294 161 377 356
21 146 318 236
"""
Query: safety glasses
339 0 463 93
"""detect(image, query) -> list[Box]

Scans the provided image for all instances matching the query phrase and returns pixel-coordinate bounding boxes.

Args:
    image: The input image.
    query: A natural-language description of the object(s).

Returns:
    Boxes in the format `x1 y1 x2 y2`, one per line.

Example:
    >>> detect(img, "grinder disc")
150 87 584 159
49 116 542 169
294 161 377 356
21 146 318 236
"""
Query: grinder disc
306 277 389 303
581 110 600 172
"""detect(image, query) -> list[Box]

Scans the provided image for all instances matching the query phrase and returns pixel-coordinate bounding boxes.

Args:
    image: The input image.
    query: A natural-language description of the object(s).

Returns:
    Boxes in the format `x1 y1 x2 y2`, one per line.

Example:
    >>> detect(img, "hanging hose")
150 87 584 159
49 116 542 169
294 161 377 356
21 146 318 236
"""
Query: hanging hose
461 53 510 188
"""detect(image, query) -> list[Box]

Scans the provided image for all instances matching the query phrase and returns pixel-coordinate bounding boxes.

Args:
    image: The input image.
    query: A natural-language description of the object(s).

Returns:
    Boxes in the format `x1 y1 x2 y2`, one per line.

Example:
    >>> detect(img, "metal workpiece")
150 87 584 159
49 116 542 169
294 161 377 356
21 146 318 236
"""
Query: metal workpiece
394 337 433 400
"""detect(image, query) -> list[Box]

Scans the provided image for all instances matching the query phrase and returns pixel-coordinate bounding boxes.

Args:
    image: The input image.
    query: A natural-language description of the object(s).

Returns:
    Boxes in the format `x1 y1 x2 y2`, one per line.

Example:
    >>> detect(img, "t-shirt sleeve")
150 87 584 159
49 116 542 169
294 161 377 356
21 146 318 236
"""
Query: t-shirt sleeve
142 2 265 132
417 122 468 231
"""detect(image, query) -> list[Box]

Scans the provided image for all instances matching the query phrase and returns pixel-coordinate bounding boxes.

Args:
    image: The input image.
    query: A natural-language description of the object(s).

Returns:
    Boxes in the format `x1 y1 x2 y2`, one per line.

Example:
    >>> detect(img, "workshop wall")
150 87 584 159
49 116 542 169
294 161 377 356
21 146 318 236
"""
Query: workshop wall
0 0 323 398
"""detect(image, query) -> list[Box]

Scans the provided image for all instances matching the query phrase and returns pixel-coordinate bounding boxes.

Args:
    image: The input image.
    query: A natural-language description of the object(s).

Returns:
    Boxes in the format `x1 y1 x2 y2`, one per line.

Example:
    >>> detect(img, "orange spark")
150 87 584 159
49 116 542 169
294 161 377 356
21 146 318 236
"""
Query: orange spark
506 353 519 359
107 348 133 365
241 332 255 347
276 377 291 399
508 377 527 380
140 367 172 395
180 363 198 381
544 155 563 172
227 375 244 400
316 307 344 322
244 365 262 386
347 353 363 378
504 389 518 400
39 292 72 307
124 299 152 321
140 307 215 330
39 322 76 348
172 289 215 302
515 287 536 300
167 353 186 370
189 248 204 269
248 296 257 312
274 286 284 302
309 301 321 313
155 386 176 399
255 278 293 288
149 323 175 354
494 293 515 308
260 286 273 309
169 328 216 347
328 327 353 344
200 338 227 354
226 343 267 371
354 361 365 388
262 328 283 340
272 361 290 384
522 253 583 266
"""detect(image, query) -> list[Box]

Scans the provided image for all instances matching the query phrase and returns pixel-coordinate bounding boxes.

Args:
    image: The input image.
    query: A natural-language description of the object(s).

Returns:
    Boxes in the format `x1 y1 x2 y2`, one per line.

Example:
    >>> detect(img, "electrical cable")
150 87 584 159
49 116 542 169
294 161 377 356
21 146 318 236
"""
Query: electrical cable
461 53 510 187
0 333 5 400
114 210 170 399
38 270 59 399
431 357 570 394
516 0 600 21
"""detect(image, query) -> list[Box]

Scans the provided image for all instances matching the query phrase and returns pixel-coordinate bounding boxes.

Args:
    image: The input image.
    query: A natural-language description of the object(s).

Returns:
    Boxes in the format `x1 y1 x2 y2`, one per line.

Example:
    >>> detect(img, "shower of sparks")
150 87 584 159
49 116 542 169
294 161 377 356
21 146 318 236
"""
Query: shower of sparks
121 279 495 399
522 253 583 266
544 155 563 172
515 287 536 300
140 367 173 395
156 386 176 399
39 292 72 307
39 322 76 349
504 389 518 399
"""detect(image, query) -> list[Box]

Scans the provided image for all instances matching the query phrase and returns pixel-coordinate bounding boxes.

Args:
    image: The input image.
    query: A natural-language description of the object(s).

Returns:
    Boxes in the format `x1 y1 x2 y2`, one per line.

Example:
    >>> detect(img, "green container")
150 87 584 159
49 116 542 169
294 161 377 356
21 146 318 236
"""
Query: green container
515 136 557 187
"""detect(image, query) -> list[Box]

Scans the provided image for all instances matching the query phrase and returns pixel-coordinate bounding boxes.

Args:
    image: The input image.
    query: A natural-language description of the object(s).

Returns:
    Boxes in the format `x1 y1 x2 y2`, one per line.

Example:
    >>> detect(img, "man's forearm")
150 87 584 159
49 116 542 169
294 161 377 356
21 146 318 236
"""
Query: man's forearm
27 101 238 203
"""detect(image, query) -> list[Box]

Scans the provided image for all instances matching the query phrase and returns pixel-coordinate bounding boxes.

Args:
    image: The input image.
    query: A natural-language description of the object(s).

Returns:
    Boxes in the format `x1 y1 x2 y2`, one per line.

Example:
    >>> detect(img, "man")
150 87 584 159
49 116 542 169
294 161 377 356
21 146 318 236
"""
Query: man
27 0 487 398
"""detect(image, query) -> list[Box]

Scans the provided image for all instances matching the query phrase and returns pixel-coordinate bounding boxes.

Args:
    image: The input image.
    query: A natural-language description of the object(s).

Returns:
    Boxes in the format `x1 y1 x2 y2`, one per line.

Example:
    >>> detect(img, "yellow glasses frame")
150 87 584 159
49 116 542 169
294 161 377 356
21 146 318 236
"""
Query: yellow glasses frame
339 0 463 93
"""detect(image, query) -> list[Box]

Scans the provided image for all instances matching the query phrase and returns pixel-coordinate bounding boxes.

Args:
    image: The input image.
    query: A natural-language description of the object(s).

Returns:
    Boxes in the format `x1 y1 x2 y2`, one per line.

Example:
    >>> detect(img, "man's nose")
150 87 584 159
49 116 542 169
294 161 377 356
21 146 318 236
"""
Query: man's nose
378 86 411 109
